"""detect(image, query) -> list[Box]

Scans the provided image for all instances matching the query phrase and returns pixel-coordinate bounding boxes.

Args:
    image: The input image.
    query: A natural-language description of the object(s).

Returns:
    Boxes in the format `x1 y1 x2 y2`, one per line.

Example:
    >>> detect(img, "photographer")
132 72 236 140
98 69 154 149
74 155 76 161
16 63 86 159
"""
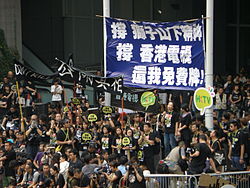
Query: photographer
124 157 146 188
25 114 41 159
102 161 122 188
188 135 220 174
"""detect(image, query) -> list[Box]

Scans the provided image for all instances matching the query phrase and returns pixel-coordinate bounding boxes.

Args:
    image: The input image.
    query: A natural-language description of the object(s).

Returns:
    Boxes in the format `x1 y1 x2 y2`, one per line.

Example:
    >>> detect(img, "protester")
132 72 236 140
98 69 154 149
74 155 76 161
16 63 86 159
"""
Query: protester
0 69 250 188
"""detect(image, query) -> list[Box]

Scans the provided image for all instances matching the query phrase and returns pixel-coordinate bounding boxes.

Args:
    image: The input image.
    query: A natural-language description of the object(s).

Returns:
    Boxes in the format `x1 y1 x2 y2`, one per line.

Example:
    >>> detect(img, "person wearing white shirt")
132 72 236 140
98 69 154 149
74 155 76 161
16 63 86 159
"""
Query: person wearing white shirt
59 154 69 181
51 80 63 112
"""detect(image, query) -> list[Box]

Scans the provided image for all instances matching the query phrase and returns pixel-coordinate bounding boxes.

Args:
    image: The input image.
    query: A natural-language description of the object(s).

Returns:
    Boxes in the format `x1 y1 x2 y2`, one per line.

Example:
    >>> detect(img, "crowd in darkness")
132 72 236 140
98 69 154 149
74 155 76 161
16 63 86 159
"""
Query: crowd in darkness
0 69 249 188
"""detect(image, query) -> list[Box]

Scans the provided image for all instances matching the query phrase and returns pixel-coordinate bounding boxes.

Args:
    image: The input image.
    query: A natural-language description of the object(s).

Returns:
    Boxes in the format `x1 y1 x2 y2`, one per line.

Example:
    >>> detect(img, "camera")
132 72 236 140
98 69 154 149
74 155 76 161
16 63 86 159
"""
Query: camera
186 147 195 154
31 120 37 129
94 166 108 175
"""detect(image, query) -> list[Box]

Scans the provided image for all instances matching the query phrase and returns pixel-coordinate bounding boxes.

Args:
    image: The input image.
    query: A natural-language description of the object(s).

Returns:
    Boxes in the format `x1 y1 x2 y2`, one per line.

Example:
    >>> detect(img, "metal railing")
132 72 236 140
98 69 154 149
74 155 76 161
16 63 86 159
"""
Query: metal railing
144 171 250 188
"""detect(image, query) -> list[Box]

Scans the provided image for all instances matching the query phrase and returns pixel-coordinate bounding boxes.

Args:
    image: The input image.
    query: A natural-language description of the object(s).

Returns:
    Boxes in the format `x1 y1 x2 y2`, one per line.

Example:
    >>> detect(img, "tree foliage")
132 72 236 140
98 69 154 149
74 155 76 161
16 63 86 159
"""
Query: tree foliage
0 28 19 80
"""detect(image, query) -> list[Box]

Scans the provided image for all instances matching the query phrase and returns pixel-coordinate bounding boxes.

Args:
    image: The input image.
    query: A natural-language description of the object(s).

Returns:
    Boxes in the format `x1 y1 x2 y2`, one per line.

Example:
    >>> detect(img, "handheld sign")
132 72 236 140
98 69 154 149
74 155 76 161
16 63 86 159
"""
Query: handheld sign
88 114 97 122
82 132 92 142
122 137 131 146
101 106 113 114
72 98 81 105
194 87 214 115
140 91 156 110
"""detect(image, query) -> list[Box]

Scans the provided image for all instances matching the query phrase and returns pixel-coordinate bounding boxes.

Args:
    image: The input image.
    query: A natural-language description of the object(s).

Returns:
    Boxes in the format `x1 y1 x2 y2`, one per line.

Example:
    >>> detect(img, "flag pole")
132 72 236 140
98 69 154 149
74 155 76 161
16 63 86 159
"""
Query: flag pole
205 0 214 131
103 0 111 106
16 81 25 132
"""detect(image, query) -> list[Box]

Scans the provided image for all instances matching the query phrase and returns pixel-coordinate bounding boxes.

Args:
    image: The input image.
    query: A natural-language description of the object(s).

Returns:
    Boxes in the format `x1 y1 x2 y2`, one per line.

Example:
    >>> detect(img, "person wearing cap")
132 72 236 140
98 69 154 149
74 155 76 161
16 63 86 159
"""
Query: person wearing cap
0 139 16 187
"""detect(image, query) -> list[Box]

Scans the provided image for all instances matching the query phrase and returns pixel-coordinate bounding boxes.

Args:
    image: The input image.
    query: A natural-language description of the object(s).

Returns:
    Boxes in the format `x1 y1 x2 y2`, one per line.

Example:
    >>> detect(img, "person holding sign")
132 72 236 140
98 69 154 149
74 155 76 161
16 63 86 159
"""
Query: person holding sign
138 123 156 173
162 101 179 156
100 125 113 154
123 128 137 160
112 127 124 157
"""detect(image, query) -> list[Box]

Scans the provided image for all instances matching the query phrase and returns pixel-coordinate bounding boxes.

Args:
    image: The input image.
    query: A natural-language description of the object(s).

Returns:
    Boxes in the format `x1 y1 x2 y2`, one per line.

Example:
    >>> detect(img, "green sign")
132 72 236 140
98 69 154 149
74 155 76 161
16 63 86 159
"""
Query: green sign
82 132 92 142
72 98 81 105
102 106 113 114
140 91 156 110
122 137 131 146
194 87 213 115
88 113 98 122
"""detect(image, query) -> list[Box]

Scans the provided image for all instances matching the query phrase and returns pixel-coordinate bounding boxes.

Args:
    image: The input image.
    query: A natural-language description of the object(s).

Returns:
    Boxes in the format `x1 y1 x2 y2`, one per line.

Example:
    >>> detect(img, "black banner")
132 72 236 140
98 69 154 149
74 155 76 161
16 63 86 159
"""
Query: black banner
14 60 57 81
57 60 123 95
111 88 160 113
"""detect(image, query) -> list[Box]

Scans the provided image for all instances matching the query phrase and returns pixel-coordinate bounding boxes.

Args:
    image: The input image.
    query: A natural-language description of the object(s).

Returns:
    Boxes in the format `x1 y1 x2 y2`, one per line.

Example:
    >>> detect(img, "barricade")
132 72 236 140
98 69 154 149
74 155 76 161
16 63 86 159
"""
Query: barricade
144 171 250 188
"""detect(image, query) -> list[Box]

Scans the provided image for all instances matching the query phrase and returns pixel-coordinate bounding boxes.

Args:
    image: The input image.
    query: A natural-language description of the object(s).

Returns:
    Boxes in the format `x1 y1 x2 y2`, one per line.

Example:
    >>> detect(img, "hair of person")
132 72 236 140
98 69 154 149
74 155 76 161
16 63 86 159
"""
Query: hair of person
130 156 139 164
39 114 48 123
69 148 78 156
200 126 208 133
199 134 207 142
230 119 240 129
144 122 151 128
213 130 219 138
61 154 67 161
84 154 92 164
178 141 185 147
196 115 204 122
108 153 117 162
181 103 189 112
101 150 109 155
119 156 128 165
51 165 59 173
223 112 230 120
68 168 74 177
102 125 110 133
43 163 50 168
109 161 118 168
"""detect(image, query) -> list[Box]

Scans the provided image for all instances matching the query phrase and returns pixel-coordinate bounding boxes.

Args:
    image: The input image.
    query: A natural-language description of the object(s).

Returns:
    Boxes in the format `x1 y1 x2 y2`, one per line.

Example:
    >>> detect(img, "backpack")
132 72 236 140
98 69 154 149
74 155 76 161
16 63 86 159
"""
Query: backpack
177 147 188 172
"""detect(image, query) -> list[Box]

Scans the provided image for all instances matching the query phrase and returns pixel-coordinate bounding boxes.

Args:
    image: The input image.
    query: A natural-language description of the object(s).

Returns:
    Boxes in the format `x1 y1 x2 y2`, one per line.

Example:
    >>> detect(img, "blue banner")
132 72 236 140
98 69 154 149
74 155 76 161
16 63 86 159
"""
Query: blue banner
106 17 205 91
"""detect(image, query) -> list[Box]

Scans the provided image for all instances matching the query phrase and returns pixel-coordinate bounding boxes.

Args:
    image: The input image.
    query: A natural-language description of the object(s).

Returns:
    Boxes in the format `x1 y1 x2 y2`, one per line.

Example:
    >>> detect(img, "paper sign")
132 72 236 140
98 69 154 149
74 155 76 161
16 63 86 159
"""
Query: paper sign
101 106 113 114
194 87 214 115
88 114 98 122
140 91 156 110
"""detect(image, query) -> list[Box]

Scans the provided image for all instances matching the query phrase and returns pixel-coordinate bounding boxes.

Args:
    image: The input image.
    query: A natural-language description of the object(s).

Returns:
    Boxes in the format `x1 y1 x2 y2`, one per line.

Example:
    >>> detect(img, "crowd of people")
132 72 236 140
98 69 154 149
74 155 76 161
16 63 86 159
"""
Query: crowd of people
0 70 249 188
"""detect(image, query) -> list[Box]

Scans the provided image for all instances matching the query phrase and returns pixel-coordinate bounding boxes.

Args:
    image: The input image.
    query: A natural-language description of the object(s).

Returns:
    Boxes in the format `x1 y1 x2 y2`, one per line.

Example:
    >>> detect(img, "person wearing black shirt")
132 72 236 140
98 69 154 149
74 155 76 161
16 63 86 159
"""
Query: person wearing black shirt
124 157 146 188
180 90 194 112
50 166 65 188
209 130 223 168
177 104 192 148
103 161 122 188
1 105 19 130
73 168 90 188
38 164 51 187
169 90 181 111
69 149 83 170
162 101 179 156
38 115 50 144
228 121 245 171
100 125 113 154
56 119 74 154
188 135 219 174
138 123 155 173
25 80 37 103
0 139 16 187
25 114 41 159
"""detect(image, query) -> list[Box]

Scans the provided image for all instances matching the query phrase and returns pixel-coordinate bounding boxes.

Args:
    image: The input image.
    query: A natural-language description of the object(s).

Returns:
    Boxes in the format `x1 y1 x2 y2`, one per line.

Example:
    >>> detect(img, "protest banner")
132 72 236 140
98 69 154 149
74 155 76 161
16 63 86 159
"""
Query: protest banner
106 17 205 91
